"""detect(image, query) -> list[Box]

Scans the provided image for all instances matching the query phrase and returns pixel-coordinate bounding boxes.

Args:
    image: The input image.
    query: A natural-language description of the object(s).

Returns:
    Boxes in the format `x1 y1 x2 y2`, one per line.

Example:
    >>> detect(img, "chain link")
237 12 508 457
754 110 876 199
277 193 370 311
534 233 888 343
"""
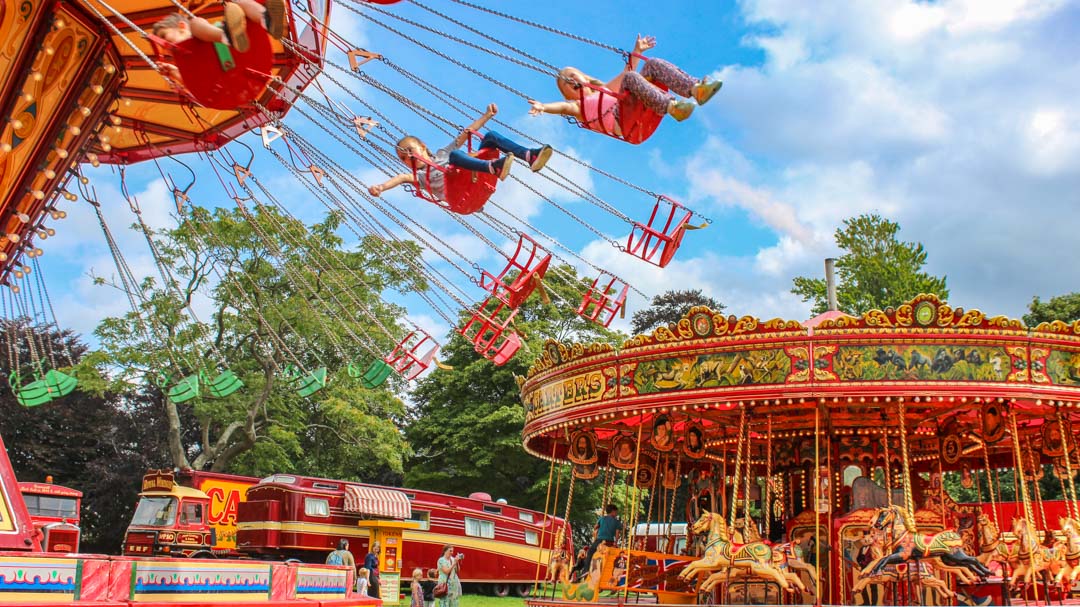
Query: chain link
444 0 628 57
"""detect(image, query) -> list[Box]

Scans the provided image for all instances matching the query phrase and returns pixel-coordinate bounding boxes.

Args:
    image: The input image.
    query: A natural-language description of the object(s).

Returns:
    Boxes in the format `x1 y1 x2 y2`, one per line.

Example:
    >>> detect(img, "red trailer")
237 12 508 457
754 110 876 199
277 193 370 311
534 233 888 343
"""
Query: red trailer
124 470 570 596
18 479 81 553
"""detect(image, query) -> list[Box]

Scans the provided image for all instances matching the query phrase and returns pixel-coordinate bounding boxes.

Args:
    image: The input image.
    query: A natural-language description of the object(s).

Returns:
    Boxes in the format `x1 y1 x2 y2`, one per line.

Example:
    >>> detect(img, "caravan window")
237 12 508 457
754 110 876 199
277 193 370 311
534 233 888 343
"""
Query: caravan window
518 512 534 523
464 517 494 538
409 510 430 530
305 498 330 517
524 531 538 545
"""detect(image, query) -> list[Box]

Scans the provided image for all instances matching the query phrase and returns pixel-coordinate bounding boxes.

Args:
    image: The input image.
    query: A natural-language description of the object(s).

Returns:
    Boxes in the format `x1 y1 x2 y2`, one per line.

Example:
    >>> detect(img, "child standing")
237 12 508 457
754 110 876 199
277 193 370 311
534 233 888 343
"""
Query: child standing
420 569 437 607
152 0 287 54
410 568 424 607
529 35 721 136
356 568 370 596
367 103 553 202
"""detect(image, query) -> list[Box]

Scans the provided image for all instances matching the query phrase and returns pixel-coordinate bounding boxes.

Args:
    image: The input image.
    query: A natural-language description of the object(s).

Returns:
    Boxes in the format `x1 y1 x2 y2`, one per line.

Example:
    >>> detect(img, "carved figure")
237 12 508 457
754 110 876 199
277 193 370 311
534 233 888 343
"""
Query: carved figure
867 505 992 580
1010 517 1061 588
679 511 793 591
1056 517 1080 585
975 514 1019 573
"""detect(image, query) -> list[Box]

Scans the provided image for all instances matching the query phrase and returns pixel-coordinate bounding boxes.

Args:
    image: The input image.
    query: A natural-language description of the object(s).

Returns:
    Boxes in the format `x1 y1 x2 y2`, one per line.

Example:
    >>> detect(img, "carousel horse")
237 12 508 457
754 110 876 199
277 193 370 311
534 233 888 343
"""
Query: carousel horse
868 505 992 580
975 513 1020 574
726 517 816 593
679 511 792 591
1057 517 1080 586
1010 517 1062 588
852 528 990 607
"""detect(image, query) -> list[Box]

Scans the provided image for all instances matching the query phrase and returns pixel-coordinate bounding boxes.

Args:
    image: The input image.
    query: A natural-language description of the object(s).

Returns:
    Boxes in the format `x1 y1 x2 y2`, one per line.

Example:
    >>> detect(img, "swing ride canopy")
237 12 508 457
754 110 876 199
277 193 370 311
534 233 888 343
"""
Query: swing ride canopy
518 293 1080 476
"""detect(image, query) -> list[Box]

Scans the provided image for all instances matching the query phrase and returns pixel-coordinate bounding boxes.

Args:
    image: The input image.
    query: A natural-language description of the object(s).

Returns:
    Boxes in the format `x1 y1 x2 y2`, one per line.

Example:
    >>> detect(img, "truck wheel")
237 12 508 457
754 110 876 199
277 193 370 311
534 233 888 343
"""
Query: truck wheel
492 584 511 597
189 550 216 559
514 584 532 598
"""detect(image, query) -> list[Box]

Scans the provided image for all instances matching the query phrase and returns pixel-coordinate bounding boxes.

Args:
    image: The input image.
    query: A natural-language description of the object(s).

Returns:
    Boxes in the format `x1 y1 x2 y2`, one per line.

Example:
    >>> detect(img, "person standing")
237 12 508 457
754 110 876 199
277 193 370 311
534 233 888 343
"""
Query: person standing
582 504 623 573
364 541 381 599
420 569 437 607
410 568 424 607
327 538 356 570
437 545 463 607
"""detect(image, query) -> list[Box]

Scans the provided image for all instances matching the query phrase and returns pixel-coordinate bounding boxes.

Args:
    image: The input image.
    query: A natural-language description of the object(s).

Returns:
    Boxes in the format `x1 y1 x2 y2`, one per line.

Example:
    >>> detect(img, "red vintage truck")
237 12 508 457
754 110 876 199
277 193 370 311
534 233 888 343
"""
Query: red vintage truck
123 469 569 597
18 477 82 553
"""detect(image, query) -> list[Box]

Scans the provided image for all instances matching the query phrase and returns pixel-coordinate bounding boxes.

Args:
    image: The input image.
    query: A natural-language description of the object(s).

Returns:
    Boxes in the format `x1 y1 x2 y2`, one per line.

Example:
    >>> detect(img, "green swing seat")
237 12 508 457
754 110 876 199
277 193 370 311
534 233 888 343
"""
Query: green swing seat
167 372 201 403
206 369 244 398
349 360 392 389
44 369 78 397
282 364 327 397
9 371 54 407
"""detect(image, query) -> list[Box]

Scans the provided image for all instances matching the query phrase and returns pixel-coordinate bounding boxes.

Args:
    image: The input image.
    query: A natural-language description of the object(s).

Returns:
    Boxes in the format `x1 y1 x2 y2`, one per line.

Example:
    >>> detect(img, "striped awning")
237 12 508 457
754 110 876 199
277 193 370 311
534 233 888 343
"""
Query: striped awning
343 485 411 519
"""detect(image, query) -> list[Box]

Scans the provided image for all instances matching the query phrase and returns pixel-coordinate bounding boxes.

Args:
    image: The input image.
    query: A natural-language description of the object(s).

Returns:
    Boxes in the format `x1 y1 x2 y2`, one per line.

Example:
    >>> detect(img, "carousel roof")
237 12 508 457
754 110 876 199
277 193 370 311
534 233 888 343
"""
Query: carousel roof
519 294 1080 473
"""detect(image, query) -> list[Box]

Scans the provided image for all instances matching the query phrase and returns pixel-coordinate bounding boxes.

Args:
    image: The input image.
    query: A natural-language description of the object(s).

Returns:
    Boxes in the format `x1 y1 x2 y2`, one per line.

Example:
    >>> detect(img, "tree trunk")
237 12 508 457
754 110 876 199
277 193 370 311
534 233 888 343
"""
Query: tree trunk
163 393 190 469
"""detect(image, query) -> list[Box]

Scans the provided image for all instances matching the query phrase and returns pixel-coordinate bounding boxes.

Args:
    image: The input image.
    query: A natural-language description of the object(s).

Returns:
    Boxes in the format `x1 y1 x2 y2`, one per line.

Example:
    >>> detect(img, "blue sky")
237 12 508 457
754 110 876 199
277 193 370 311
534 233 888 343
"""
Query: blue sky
31 0 1080 348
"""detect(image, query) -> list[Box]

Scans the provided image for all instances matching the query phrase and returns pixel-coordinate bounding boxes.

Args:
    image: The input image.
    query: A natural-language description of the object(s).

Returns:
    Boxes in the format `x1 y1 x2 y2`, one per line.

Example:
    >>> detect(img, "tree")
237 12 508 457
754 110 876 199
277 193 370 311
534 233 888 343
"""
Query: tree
93 205 422 479
792 214 948 315
405 265 629 536
1024 292 1080 326
631 289 726 335
0 320 169 553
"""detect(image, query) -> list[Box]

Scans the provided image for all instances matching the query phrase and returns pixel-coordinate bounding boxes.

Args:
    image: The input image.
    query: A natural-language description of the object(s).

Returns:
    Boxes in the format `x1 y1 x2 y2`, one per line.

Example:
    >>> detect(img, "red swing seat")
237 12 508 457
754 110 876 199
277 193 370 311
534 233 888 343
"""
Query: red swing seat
626 195 692 268
479 234 551 309
577 273 629 327
148 25 273 110
577 80 667 145
410 133 499 215
458 296 522 366
384 330 439 381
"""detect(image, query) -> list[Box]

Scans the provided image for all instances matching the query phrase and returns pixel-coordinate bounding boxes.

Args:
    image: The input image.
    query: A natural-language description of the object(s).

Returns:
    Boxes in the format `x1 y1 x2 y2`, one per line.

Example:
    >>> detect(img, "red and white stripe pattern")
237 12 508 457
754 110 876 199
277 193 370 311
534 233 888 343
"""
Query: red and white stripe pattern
343 486 411 519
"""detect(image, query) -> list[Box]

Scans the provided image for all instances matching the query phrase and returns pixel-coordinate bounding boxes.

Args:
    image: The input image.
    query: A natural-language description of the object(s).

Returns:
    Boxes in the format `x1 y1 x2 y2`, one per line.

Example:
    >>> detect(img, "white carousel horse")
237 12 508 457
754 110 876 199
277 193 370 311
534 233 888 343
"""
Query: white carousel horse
1010 517 1062 588
678 511 794 591
975 513 1020 574
1056 516 1080 586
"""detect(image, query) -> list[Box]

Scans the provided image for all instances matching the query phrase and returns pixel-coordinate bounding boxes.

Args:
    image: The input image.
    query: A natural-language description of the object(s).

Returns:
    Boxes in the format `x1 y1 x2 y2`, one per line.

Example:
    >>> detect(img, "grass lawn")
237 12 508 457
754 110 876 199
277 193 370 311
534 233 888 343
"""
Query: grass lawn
456 594 531 607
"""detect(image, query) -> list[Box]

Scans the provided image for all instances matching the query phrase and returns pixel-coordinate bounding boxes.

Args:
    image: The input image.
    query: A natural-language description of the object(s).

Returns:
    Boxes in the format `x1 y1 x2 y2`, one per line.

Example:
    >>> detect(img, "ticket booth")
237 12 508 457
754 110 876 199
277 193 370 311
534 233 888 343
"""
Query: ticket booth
357 520 419 605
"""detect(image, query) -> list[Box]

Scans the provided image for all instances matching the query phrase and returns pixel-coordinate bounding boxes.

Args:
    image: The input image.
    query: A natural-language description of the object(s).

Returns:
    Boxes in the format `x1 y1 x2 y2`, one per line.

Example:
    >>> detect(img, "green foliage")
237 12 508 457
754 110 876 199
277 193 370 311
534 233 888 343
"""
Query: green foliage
791 214 948 315
1024 292 1080 326
405 265 627 537
630 289 725 335
0 321 170 553
92 205 421 478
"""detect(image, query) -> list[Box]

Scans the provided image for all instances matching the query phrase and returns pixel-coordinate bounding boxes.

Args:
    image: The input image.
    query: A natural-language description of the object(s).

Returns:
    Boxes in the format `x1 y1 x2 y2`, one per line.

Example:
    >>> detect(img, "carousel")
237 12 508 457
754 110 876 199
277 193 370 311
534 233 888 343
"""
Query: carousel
519 293 1080 606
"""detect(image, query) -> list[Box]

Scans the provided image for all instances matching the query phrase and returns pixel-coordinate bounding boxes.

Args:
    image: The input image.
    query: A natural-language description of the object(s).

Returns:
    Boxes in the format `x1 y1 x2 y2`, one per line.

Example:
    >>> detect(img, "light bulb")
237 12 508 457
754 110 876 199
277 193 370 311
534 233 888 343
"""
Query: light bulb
31 71 42 82
123 98 131 106
63 192 76 201
100 143 111 152
13 270 23 278
79 176 88 184
91 84 104 95
43 168 56 179
55 148 68 159
54 18 65 28
10 286 19 294
0 253 7 262
10 118 23 129
32 249 41 257
44 46 55 56
29 190 43 201
110 116 121 126
69 125 80 136
17 212 30 222
37 230 47 239
103 64 115 74
98 133 109 142
46 228 55 236
90 157 100 166
21 92 33 103
6 233 19 243
78 106 91 117
22 265 30 273
0 143 10 153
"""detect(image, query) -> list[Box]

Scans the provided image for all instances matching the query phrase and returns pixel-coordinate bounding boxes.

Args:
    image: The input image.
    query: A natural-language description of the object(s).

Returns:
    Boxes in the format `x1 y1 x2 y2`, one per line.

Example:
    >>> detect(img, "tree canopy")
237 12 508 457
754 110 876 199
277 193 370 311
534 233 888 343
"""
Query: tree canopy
1024 292 1080 327
630 289 726 335
92 205 423 479
792 214 948 315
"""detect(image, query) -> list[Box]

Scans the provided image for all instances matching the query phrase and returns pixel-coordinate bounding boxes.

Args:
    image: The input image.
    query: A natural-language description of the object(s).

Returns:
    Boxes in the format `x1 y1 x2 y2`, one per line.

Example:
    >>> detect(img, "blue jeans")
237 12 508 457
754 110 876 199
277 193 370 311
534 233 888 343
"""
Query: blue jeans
447 131 532 172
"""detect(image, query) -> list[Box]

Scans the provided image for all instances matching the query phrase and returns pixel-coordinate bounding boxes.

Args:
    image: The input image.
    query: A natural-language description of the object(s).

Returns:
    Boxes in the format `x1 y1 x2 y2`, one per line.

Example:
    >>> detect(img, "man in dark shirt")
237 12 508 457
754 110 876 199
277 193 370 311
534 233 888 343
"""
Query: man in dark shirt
580 504 623 579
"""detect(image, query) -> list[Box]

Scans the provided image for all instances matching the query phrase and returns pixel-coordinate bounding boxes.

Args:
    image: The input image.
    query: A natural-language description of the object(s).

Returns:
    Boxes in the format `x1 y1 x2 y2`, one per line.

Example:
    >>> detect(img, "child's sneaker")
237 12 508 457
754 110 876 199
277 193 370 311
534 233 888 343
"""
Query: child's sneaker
526 145 553 172
264 0 287 40
668 100 695 122
491 156 512 181
222 2 249 52
692 78 723 105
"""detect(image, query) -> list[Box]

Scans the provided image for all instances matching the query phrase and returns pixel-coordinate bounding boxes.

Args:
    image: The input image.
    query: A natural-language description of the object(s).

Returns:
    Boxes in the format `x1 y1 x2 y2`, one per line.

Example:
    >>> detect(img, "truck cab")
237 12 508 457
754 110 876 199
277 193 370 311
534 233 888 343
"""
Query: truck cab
18 479 82 553
123 471 214 557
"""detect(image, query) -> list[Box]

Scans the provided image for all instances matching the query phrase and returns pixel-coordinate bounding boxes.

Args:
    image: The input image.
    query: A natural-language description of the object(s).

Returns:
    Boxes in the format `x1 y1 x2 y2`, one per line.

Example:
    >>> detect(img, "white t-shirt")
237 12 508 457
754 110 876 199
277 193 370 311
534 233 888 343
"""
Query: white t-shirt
415 144 454 201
